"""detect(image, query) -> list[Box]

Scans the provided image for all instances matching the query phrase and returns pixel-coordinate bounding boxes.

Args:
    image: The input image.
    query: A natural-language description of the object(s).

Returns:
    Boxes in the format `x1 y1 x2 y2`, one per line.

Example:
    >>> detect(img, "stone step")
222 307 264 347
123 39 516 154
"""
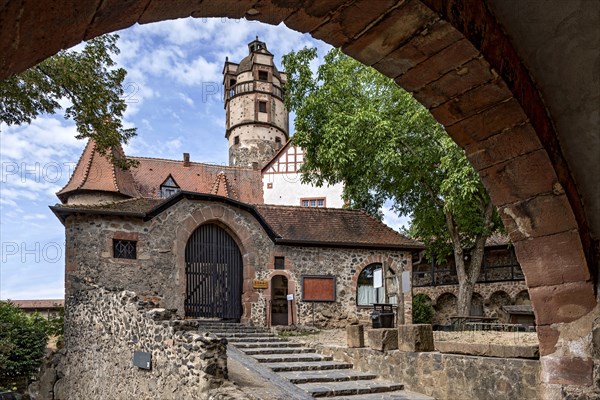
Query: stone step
242 347 316 355
296 380 404 398
263 361 354 372
214 332 277 338
232 341 304 349
326 390 435 400
253 353 333 363
278 369 378 384
228 336 289 343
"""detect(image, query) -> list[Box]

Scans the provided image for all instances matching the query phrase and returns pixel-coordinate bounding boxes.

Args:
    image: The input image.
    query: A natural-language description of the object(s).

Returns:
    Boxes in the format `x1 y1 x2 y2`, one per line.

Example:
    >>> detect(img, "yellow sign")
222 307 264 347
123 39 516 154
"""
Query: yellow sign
253 280 269 289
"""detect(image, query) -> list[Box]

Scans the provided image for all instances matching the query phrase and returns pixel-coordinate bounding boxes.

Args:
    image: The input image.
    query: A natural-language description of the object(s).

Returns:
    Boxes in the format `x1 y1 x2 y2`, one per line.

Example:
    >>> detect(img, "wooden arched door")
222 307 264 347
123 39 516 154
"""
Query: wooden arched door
185 223 243 320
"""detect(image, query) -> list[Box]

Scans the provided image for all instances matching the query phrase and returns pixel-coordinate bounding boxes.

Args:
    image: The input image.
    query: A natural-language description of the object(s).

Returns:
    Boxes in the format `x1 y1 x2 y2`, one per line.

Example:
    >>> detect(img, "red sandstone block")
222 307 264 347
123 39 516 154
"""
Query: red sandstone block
189 0 254 18
500 194 578 242
312 0 397 48
479 149 557 206
465 123 542 171
245 2 298 26
541 356 593 386
342 1 437 66
373 20 461 79
285 0 348 33
536 325 560 356
413 57 494 108
430 79 512 126
514 231 590 287
529 281 596 325
1 0 97 76
84 0 149 40
396 38 479 92
139 0 206 24
446 98 528 147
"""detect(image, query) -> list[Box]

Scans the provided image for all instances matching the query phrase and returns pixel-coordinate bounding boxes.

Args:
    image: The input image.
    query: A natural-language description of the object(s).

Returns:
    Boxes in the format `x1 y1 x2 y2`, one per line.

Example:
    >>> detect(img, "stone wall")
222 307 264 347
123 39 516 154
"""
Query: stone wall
64 198 413 328
57 284 228 400
317 345 539 400
414 281 529 324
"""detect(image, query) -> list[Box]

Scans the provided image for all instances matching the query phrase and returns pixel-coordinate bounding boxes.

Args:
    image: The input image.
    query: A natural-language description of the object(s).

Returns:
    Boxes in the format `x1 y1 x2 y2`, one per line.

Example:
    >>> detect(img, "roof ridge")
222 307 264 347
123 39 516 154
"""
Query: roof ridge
130 156 256 171
255 204 360 213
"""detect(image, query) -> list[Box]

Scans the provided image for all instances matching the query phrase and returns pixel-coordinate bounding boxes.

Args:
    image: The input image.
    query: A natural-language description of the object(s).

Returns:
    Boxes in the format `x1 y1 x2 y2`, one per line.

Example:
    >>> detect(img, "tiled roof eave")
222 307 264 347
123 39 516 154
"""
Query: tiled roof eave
49 205 146 225
273 238 425 250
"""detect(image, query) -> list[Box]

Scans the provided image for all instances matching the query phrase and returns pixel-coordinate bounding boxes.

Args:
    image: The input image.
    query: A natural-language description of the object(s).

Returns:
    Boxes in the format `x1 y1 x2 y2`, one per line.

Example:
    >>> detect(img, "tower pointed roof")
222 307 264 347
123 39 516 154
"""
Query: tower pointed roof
56 140 140 203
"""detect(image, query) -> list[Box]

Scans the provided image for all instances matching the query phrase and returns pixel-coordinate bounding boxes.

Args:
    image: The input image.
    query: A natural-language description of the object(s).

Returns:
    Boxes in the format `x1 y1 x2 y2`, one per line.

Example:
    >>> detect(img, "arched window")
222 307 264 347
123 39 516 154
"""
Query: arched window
357 263 386 306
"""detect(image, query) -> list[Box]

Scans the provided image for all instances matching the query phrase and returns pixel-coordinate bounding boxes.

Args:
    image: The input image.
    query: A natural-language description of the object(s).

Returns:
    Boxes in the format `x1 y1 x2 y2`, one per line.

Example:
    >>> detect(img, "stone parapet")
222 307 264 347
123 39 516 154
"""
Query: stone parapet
398 324 434 352
346 323 365 348
367 328 398 352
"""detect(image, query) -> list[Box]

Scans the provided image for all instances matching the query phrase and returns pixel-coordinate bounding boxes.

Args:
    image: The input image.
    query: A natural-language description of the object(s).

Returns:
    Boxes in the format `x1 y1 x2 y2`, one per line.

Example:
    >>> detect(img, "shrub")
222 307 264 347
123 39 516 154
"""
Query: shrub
412 294 434 324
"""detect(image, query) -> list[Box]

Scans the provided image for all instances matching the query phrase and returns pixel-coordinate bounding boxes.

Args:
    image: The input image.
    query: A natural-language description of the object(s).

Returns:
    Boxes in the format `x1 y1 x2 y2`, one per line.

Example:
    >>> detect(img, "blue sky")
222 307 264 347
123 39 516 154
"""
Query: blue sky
0 18 409 300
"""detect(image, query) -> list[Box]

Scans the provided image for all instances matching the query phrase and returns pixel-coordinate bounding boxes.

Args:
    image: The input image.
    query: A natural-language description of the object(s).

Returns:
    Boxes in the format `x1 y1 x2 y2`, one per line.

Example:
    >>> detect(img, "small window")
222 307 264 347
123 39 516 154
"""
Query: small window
234 136 240 145
275 257 285 270
258 70 268 81
113 239 136 259
160 175 180 198
258 101 267 113
301 198 326 207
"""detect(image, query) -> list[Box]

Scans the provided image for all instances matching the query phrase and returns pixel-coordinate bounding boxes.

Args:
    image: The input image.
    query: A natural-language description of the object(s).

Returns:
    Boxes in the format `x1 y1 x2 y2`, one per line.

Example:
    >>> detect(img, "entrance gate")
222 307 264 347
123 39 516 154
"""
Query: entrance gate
185 223 243 320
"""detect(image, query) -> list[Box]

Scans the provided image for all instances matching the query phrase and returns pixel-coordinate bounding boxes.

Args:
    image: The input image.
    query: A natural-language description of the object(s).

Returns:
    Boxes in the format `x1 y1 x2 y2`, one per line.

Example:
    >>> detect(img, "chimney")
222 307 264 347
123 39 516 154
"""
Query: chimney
183 153 190 167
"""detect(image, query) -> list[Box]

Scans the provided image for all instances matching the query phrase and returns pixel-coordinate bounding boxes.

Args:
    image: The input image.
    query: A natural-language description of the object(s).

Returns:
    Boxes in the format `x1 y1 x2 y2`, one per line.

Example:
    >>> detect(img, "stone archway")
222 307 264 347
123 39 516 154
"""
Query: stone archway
1 1 597 396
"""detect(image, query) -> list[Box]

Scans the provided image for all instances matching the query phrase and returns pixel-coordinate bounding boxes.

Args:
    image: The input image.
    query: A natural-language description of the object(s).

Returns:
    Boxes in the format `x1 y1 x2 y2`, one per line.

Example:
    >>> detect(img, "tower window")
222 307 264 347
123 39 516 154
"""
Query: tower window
258 101 267 113
258 71 268 82
234 136 240 145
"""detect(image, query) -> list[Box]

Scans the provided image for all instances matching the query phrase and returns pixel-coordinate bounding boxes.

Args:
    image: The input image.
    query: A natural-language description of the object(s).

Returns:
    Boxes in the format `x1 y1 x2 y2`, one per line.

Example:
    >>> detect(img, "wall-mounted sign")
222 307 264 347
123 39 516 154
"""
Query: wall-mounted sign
286 294 294 301
373 268 383 288
302 275 336 302
253 280 269 289
133 351 152 370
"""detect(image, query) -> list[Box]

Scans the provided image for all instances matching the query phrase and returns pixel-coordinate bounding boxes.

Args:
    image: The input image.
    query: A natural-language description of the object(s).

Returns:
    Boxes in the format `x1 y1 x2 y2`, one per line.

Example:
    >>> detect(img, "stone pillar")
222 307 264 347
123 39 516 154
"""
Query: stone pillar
398 324 434 352
346 323 364 348
367 328 398 351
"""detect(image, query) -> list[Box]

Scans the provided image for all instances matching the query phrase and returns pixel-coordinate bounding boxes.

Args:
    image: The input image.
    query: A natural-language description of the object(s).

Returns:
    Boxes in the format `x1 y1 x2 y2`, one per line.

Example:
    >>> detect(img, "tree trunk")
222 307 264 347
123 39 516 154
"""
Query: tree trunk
445 199 495 316
457 278 475 316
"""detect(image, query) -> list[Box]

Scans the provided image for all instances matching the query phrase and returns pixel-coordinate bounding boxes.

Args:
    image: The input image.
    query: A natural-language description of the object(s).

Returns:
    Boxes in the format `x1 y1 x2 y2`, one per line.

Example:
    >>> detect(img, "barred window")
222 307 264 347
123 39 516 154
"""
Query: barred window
113 239 137 259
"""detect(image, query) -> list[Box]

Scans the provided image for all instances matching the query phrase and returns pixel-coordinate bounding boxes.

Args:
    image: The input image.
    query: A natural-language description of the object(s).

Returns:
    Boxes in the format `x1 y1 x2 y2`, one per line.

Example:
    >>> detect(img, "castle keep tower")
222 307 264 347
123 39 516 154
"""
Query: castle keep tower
223 38 289 169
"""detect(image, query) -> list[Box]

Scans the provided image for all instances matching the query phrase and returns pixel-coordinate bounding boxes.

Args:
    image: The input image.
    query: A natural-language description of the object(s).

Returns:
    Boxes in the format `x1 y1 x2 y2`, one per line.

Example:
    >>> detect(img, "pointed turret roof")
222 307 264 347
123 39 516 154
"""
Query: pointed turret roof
56 140 140 203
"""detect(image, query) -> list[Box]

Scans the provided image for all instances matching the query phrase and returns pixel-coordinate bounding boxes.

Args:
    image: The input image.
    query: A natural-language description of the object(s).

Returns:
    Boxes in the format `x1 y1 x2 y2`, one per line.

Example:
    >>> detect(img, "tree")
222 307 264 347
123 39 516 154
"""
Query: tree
0 34 135 166
0 302 48 388
283 48 502 316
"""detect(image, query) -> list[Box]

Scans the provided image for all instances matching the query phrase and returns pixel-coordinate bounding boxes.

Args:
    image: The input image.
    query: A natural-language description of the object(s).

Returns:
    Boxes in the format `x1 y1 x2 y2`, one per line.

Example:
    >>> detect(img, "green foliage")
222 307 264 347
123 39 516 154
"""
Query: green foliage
282 47 501 260
0 302 48 382
0 34 135 166
412 294 434 324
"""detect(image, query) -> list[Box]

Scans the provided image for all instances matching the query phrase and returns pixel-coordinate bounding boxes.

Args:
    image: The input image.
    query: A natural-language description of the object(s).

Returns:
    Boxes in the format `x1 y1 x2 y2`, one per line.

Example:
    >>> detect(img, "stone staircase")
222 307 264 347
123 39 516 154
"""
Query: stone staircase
198 322 433 399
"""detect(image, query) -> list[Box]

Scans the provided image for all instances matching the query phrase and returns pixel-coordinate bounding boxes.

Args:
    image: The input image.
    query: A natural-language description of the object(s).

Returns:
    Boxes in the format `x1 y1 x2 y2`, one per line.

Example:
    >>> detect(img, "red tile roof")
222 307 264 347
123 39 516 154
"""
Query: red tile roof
57 140 263 204
129 156 262 203
57 140 140 201
52 194 422 250
255 204 423 249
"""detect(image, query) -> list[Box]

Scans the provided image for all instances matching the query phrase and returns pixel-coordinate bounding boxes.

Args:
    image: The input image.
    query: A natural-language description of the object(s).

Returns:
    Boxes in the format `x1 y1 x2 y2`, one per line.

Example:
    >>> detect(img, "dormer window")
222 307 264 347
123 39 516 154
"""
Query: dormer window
160 175 180 198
